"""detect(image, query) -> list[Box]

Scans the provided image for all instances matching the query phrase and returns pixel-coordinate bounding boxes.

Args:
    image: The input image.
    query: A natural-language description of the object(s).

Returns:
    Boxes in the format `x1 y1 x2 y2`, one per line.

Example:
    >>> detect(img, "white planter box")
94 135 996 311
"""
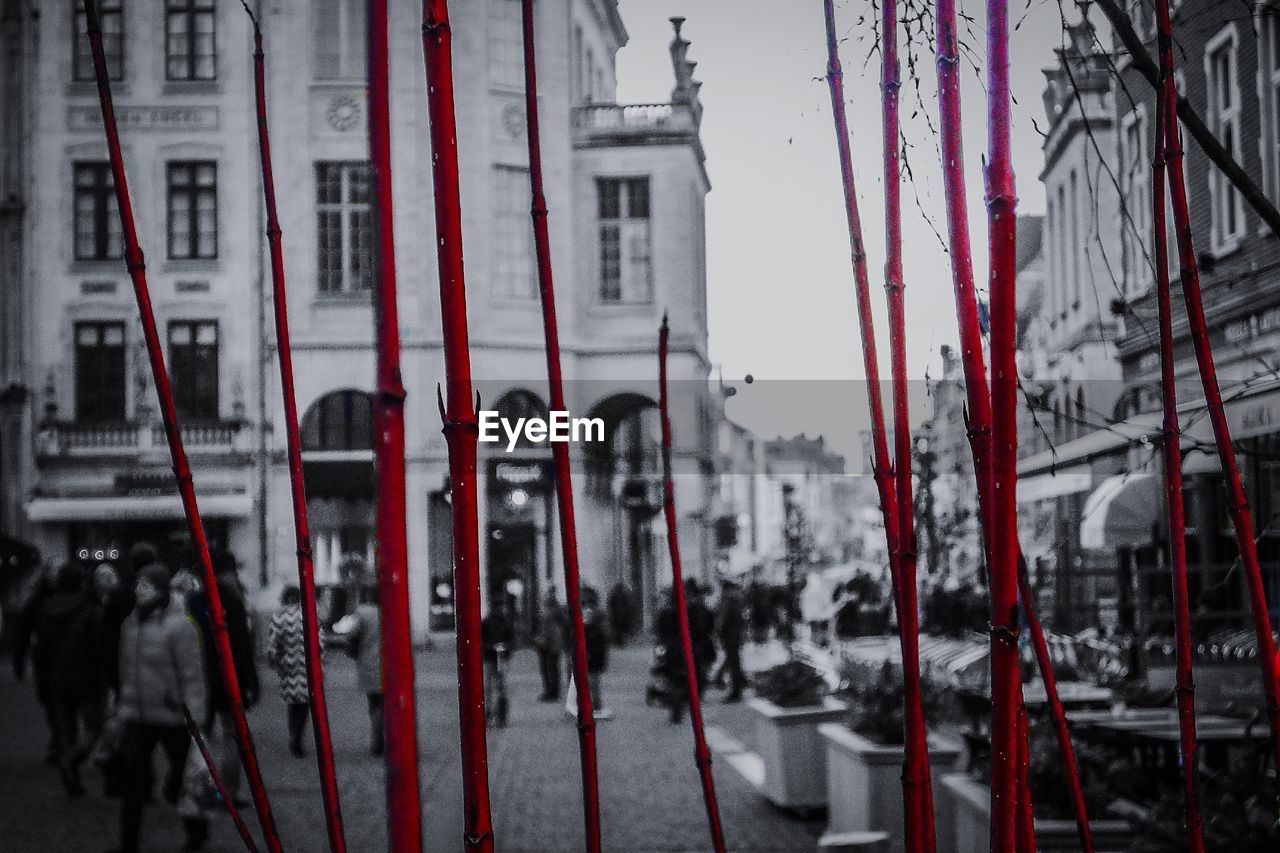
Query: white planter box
819 723 962 853
941 772 1134 853
747 696 848 810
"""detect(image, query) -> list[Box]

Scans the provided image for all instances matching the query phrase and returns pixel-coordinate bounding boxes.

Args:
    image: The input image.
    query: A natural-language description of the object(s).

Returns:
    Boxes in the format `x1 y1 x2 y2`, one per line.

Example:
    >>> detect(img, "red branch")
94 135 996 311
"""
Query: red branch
422 2 494 850
1148 34 1204 844
659 316 727 853
184 705 261 853
79 3 282 850
936 0 1090 849
879 1 935 848
241 8 347 850
1154 0 1280 796
984 0 1023 847
368 3 425 851
519 2 602 849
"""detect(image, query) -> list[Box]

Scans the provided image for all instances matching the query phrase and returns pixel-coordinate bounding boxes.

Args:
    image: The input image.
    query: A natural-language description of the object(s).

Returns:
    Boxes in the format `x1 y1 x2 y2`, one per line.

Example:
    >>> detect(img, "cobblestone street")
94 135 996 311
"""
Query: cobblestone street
0 642 821 852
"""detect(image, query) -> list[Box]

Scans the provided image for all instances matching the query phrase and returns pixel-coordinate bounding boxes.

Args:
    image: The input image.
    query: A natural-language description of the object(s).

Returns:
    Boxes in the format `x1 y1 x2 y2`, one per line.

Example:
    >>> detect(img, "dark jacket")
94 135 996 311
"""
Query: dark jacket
99 588 134 692
583 608 609 673
716 587 746 648
34 589 104 700
481 611 515 665
192 579 259 716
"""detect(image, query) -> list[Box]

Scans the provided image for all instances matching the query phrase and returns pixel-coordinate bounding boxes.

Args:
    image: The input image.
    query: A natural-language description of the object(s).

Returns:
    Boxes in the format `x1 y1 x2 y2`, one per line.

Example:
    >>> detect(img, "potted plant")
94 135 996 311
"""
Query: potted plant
820 660 961 851
746 659 847 810
943 717 1134 852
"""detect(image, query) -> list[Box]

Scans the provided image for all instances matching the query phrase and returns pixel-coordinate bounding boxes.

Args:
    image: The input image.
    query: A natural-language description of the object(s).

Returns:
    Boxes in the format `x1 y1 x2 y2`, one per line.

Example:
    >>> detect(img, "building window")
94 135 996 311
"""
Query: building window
489 0 524 90
572 26 584 103
75 321 126 422
302 390 374 451
166 162 218 260
1264 12 1280 203
165 0 217 81
74 0 124 82
1119 107 1150 297
1205 26 1244 253
316 162 373 295
597 177 652 304
492 166 535 300
167 321 219 421
73 163 123 261
314 0 366 80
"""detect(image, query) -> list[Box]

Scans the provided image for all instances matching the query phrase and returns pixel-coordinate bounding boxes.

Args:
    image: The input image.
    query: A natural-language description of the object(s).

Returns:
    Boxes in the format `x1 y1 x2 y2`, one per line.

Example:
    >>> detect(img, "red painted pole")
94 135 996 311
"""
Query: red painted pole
1153 0 1280 784
935 2 1089 848
519 3 602 849
1148 68 1204 849
421 3 494 850
659 316 727 853
239 6 347 850
79 4 283 851
185 705 262 853
880 2 934 848
985 0 1023 847
367 3 425 851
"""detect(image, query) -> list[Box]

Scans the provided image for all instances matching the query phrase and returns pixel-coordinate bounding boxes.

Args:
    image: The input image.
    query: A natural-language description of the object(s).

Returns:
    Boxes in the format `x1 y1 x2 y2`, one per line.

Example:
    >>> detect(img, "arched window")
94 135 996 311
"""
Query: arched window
492 389 549 452
302 390 373 451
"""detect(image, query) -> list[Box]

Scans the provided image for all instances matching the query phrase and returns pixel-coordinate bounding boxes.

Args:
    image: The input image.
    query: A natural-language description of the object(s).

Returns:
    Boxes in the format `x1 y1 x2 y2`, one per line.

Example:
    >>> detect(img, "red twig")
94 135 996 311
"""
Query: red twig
1149 57 1204 848
880 2 934 848
240 7 346 849
368 3 424 851
985 0 1023 847
519 3 602 849
659 316 727 853
79 4 282 851
422 2 494 850
1154 0 1277 806
184 705 261 853
936 2 1089 848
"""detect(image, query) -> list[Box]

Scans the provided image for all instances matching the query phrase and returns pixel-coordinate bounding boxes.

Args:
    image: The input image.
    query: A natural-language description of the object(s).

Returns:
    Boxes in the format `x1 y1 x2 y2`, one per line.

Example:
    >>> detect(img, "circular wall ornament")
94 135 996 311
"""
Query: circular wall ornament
502 103 526 139
326 95 361 132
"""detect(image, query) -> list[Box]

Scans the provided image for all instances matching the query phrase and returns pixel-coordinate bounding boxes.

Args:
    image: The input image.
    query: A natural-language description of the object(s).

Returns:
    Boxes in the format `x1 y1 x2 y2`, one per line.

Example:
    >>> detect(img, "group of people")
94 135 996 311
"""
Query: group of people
650 577 748 723
10 546 384 853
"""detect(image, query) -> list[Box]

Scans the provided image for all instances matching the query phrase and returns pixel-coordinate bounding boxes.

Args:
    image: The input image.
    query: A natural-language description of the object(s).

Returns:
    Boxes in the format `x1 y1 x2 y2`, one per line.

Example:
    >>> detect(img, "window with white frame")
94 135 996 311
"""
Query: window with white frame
1205 27 1244 252
1263 11 1280 203
489 0 524 90
597 177 652 304
492 165 536 300
1119 107 1150 297
314 0 366 80
315 162 373 295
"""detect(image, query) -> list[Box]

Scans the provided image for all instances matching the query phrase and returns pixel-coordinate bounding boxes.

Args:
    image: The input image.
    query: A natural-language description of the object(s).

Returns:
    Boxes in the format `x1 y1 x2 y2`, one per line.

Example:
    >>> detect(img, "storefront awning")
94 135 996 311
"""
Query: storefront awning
1017 463 1093 504
1079 474 1161 550
27 493 252 522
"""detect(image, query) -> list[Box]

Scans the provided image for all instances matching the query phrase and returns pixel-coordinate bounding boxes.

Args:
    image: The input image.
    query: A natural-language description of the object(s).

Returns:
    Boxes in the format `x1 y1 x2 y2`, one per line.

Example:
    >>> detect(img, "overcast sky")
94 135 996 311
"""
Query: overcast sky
615 0 1075 461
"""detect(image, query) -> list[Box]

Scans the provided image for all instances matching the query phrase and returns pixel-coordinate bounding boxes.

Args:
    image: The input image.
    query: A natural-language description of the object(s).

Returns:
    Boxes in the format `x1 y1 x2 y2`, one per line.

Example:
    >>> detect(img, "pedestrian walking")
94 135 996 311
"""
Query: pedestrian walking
686 580 717 692
481 598 515 727
167 567 216 851
11 562 60 764
534 593 567 702
336 585 384 756
581 586 612 719
110 562 207 853
33 560 105 795
606 581 635 648
94 562 134 700
747 577 771 645
653 592 687 724
713 577 747 702
266 585 314 757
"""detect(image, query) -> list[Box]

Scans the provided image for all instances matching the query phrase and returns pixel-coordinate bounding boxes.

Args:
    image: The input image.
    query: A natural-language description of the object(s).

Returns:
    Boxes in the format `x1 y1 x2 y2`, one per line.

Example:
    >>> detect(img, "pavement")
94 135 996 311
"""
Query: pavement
0 640 821 852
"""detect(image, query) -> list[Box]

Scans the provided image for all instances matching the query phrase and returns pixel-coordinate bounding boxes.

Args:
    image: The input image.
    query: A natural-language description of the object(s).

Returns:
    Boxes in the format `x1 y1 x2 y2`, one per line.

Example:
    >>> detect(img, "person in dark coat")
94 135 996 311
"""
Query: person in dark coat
606 582 635 648
34 561 105 794
747 577 772 645
534 594 567 702
713 578 748 702
653 593 687 723
11 563 59 763
94 562 134 698
481 599 515 726
685 580 717 692
581 587 612 719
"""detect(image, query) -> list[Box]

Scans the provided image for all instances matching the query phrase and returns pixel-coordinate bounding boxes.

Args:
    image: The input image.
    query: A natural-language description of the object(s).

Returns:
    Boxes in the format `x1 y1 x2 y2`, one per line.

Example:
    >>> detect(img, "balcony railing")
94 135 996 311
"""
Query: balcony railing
572 102 699 145
37 420 249 459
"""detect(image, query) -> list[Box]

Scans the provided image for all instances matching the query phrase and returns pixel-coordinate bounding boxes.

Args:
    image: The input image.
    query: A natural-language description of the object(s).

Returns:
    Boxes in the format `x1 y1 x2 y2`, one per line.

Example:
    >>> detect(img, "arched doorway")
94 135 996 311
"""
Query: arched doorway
301 389 374 625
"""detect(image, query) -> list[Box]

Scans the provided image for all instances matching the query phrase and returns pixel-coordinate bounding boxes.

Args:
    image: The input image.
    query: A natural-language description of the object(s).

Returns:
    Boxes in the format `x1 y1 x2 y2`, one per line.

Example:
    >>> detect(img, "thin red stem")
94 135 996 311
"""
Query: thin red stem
1154 0 1274 810
422 2 493 850
880 2 934 848
242 12 347 851
184 705 261 853
80 3 282 850
519 3 602 850
985 0 1023 847
936 1 1089 848
659 316 727 853
368 3 424 851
